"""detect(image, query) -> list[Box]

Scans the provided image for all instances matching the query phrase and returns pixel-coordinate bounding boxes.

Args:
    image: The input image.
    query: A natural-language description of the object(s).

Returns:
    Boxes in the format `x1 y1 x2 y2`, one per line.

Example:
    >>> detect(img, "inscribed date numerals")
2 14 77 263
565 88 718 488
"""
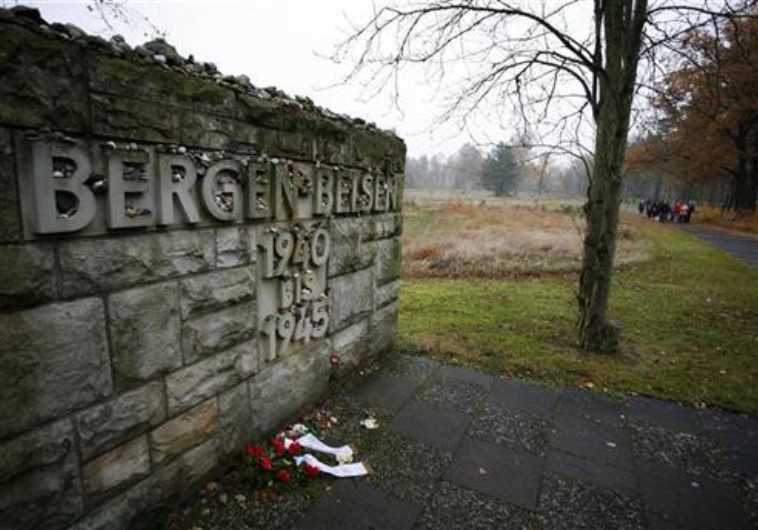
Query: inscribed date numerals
257 222 330 361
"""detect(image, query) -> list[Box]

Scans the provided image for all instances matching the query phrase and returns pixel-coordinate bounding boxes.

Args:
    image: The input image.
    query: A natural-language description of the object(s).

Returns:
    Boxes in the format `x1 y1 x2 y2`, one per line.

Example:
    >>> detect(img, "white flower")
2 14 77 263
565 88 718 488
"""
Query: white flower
360 417 379 430
291 423 309 435
337 451 354 464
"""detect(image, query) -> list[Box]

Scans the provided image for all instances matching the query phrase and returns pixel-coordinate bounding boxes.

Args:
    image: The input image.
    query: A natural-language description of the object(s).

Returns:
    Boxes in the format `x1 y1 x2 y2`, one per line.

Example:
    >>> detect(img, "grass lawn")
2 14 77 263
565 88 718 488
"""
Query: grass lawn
396 204 758 414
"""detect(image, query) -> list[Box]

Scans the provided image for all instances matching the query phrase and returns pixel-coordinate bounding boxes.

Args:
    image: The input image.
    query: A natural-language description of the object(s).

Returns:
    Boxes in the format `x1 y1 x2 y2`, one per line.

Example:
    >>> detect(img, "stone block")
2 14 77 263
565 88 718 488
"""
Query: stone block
375 279 400 309
329 268 372 333
150 399 218 465
0 298 112 439
0 22 89 131
373 237 401 286
331 317 371 377
89 92 180 144
0 419 83 530
66 477 159 530
76 381 166 461
178 111 260 151
179 267 255 320
372 212 402 240
248 339 331 437
235 90 346 143
313 132 351 166
166 341 258 415
59 229 215 296
88 54 237 115
216 226 255 268
219 382 253 455
0 243 56 309
181 301 256 363
109 282 182 386
0 128 20 242
350 127 406 168
82 436 150 499
328 216 376 277
370 300 398 355
154 437 219 499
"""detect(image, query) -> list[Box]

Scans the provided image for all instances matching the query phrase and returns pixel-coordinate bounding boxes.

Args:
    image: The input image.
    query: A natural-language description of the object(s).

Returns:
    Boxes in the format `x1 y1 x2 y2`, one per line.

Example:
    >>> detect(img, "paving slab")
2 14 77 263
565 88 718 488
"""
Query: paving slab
625 396 703 434
489 378 560 416
700 408 758 463
551 414 634 470
389 400 470 452
445 437 543 510
295 480 421 530
545 449 638 496
353 373 420 414
435 364 494 389
556 389 627 427
636 463 753 530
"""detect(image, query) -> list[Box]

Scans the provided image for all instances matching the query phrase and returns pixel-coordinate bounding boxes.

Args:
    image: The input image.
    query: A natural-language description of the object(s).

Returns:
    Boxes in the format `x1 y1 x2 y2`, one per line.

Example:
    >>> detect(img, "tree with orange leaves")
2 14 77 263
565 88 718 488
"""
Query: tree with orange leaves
629 14 758 211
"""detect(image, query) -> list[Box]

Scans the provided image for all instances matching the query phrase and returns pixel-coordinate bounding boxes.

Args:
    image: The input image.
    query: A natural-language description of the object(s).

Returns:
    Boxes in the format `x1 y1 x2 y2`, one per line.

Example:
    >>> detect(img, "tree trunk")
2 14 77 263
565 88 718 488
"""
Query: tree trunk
652 174 663 201
576 0 647 353
732 122 758 212
577 99 627 352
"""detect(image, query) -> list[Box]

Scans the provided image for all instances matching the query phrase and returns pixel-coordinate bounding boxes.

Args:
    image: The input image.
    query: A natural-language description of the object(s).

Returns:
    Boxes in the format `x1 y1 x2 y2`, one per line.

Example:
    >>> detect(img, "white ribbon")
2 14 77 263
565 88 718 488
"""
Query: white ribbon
286 433 354 461
294 453 370 478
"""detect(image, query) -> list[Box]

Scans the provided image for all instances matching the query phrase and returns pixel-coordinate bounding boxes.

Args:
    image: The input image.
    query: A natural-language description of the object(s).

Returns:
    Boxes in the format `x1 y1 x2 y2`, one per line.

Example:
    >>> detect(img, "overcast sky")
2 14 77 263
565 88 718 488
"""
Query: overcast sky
19 0 499 158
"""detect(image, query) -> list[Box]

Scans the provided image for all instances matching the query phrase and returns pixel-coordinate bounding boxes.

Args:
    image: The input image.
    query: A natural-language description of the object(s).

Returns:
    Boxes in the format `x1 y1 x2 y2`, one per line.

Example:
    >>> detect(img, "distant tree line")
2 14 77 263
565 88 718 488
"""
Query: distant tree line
406 142 589 198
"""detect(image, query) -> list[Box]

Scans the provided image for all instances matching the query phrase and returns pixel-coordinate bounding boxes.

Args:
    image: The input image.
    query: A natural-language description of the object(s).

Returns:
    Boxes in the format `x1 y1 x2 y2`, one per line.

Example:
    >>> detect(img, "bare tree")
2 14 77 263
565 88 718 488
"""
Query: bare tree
332 0 756 352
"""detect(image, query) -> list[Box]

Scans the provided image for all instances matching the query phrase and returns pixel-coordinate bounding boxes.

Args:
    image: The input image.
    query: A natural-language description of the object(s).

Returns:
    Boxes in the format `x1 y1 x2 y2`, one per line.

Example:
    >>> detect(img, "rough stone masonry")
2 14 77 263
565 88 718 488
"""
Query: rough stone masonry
0 6 404 530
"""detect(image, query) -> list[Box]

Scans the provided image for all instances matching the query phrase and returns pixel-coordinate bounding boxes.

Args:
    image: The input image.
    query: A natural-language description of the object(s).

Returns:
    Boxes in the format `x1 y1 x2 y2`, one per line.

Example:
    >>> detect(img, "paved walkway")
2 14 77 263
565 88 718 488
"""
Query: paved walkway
682 224 758 267
296 354 758 530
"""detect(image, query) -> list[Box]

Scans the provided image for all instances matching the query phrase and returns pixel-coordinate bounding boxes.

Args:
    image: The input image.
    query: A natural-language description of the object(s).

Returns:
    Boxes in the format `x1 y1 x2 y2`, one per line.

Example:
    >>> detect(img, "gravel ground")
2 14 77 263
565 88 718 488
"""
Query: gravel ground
415 375 488 414
629 422 733 481
414 480 536 530
469 402 551 455
380 353 439 381
536 474 646 530
161 473 320 530
364 430 453 506
742 478 758 528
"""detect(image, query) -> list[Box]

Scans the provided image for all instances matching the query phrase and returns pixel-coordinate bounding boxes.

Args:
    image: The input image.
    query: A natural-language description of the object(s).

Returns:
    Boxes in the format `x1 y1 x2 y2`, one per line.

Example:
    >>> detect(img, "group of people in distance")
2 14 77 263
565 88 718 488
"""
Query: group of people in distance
638 199 696 223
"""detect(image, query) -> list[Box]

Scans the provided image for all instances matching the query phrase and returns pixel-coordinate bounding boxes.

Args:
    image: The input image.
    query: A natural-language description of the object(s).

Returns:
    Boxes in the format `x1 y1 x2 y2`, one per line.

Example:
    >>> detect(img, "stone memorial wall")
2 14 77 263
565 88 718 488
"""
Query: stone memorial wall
0 7 404 530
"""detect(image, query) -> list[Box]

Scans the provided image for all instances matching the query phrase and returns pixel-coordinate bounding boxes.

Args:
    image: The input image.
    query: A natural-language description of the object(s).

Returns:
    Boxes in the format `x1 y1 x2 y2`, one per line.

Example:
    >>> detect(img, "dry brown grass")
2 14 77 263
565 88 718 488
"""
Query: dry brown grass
402 201 651 278
695 205 758 235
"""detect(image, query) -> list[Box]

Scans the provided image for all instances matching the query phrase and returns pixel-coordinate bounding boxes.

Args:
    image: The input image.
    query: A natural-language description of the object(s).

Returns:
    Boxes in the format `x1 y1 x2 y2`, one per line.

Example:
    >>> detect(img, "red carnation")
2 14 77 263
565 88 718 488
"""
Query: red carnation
246 443 265 459
276 469 291 483
272 438 286 457
304 464 320 479
260 457 273 472
288 441 302 456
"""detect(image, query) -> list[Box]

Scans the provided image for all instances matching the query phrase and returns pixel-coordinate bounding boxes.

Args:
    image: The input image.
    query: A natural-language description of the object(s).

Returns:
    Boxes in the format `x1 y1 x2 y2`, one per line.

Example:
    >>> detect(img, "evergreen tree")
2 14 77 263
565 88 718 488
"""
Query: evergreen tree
481 143 520 196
